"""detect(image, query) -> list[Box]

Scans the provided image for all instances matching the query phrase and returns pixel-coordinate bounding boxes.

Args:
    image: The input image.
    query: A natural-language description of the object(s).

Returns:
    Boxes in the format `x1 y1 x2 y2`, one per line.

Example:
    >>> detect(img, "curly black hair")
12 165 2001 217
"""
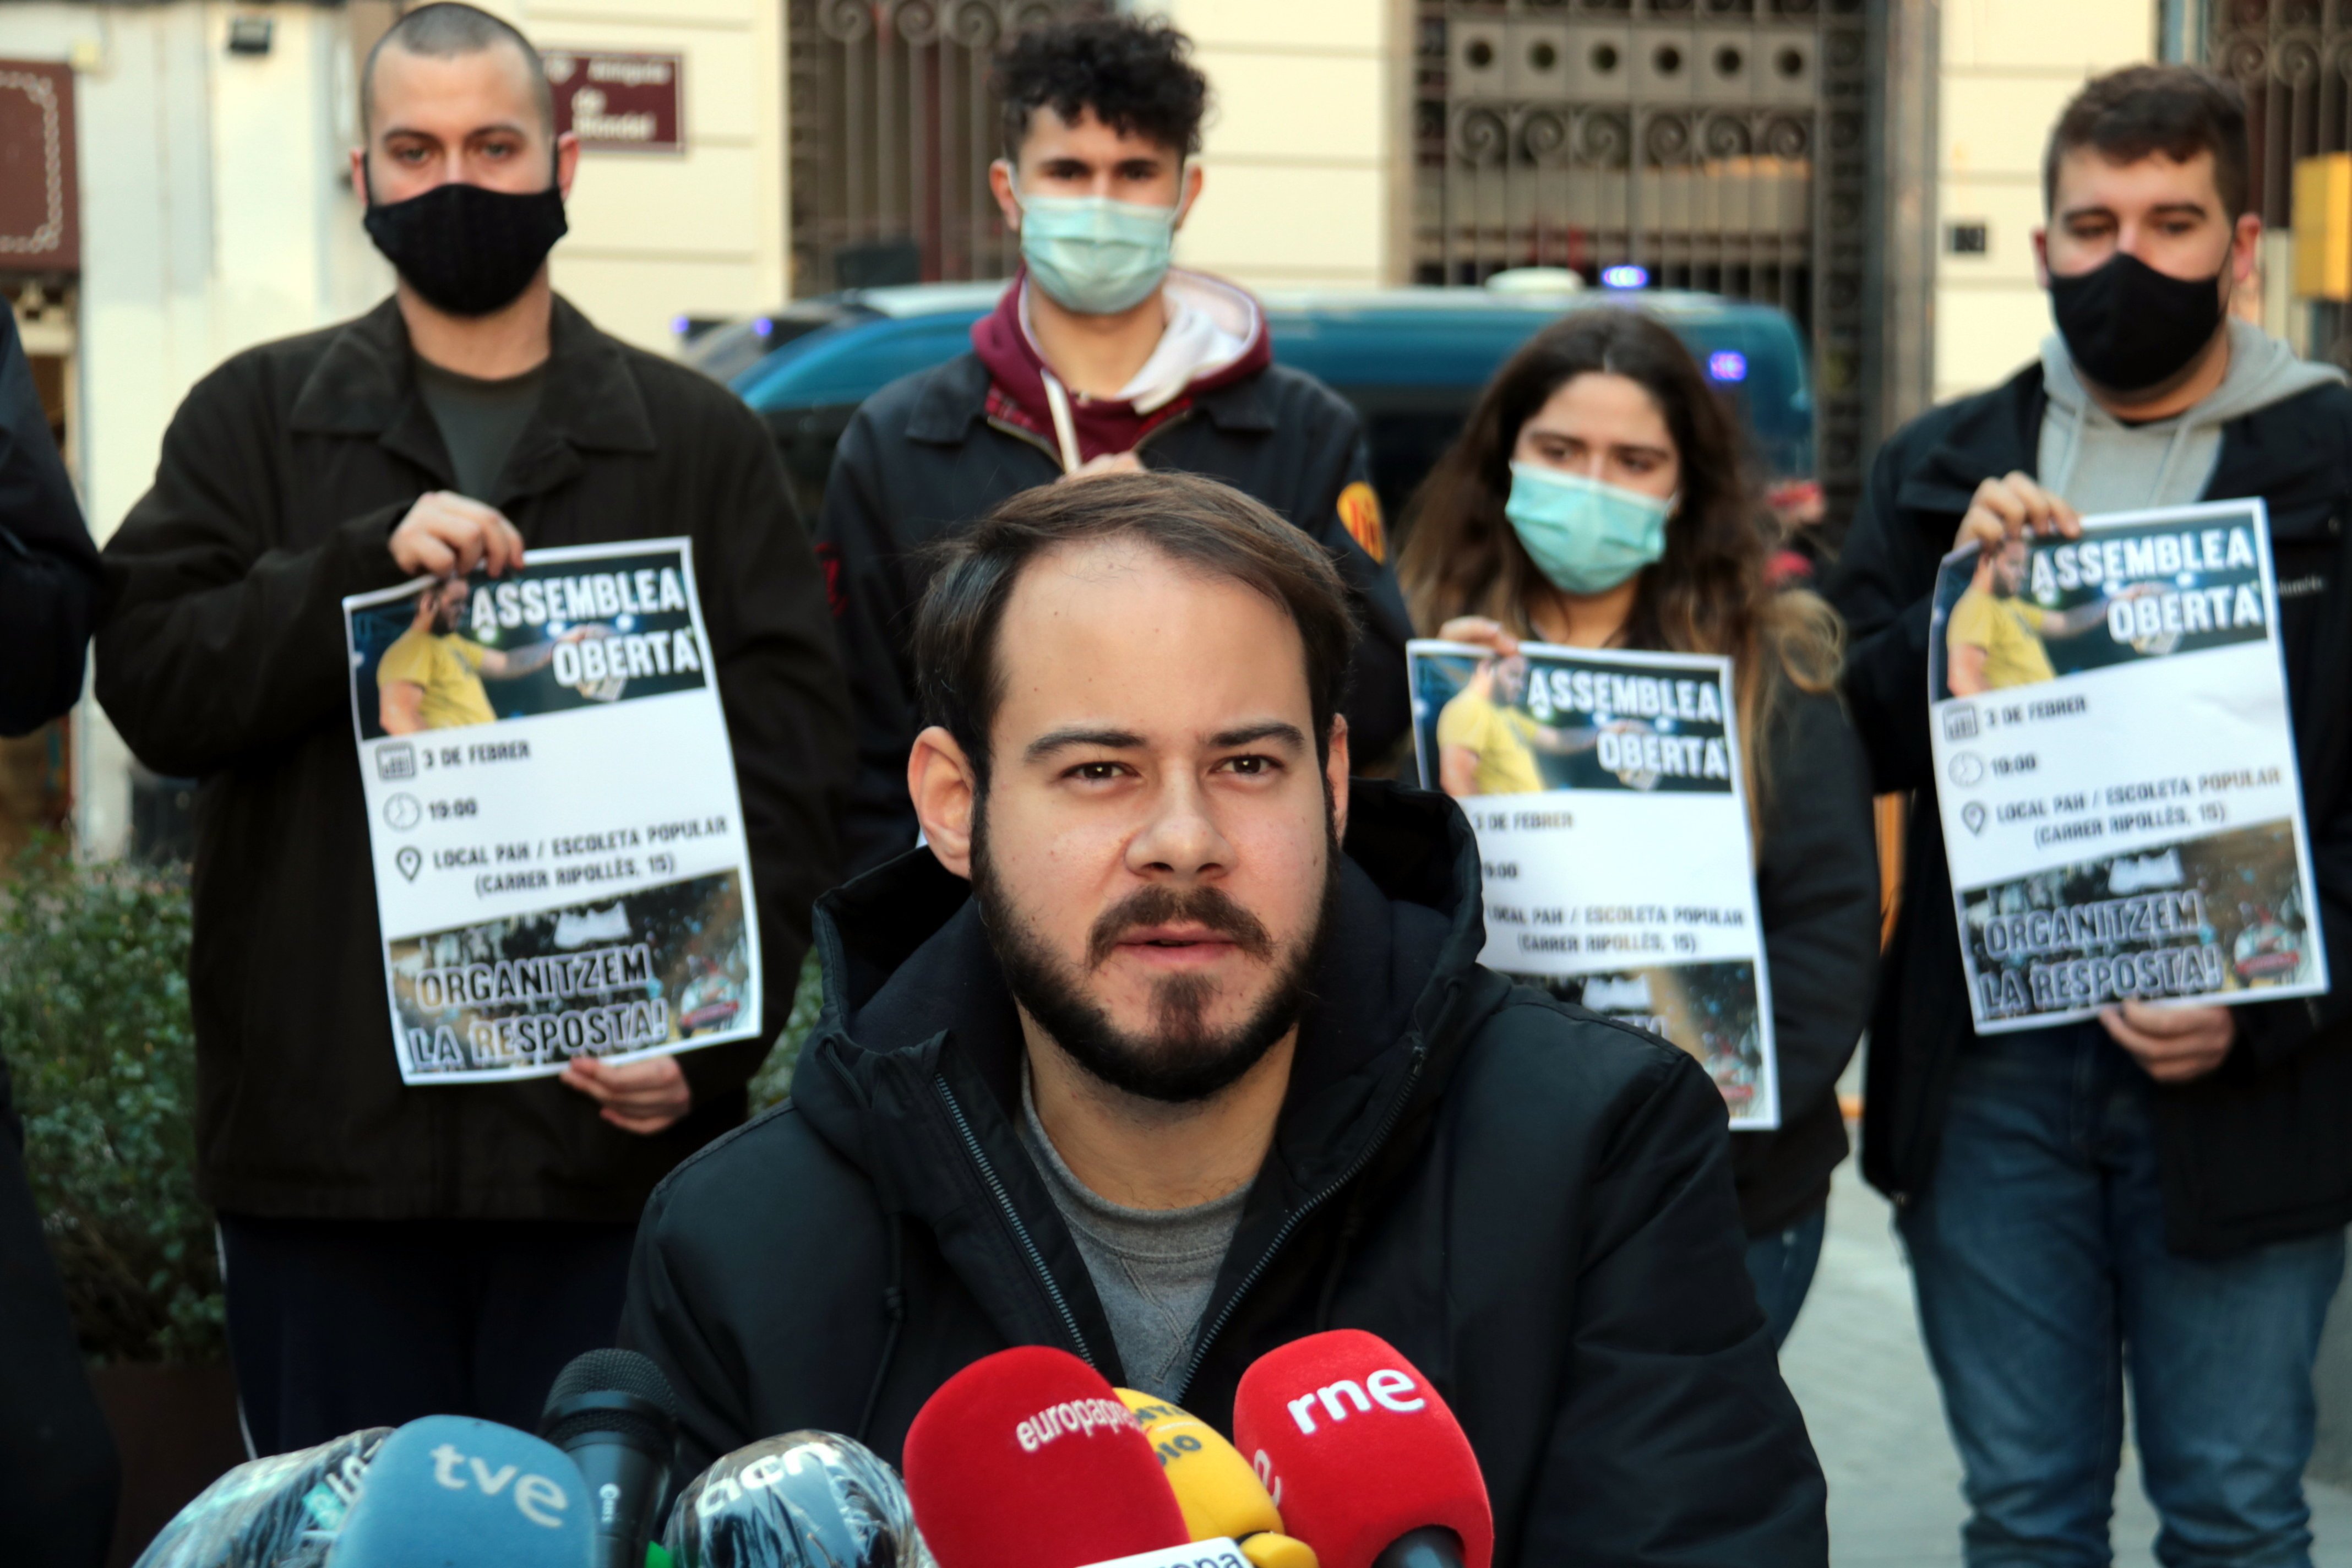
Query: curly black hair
994 12 1209 161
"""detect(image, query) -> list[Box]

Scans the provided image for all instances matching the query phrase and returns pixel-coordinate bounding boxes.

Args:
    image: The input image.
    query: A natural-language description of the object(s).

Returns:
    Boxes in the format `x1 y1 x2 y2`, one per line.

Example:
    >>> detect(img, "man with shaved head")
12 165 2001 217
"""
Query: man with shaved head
97 3 848 1449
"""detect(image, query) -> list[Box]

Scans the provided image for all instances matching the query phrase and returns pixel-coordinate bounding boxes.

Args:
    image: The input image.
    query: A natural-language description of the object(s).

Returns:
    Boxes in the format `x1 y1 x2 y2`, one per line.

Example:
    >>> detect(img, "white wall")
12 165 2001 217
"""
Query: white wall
1934 0 2158 401
1150 0 1396 290
489 0 791 346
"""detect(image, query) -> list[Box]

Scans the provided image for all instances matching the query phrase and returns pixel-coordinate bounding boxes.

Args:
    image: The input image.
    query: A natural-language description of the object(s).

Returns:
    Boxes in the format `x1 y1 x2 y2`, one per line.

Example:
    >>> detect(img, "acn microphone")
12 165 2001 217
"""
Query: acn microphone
540 1347 682 1568
665 1430 932 1567
900 1346 1190 1568
1230 1331 1493 1568
324 1414 593 1567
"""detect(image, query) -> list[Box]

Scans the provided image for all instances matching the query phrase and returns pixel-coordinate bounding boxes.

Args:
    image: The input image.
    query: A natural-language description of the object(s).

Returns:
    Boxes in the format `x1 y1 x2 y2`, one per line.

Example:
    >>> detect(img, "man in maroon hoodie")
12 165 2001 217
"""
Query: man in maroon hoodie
817 13 1413 875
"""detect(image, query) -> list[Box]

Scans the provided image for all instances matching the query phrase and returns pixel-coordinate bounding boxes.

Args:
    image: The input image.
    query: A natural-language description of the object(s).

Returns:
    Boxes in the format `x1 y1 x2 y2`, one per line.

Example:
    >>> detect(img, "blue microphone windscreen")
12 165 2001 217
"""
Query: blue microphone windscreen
328 1415 594 1568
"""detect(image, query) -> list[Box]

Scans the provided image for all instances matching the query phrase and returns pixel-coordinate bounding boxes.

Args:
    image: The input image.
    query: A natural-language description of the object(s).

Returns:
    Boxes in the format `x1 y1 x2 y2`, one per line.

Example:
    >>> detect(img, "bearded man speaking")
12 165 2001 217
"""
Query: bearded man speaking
622 471 1828 1564
96 2 845 1450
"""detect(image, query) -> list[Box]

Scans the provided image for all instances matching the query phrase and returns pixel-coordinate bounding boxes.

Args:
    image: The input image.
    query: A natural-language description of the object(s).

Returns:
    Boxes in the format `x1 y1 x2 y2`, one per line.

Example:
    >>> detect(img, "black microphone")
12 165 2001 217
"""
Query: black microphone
538 1348 680 1568
665 1431 932 1567
1373 1528 1467 1568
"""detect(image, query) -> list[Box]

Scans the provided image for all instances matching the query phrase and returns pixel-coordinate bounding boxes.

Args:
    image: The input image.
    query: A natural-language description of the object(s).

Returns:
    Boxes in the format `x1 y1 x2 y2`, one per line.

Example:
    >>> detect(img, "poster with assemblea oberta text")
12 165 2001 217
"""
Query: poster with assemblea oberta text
342 538 761 1084
1926 499 2327 1032
1410 639 1778 1129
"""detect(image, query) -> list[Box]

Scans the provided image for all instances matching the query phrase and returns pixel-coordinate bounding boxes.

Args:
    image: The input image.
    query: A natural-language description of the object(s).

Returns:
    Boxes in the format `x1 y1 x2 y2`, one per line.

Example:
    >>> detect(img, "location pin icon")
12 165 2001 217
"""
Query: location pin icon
396 846 423 881
1962 802 1988 836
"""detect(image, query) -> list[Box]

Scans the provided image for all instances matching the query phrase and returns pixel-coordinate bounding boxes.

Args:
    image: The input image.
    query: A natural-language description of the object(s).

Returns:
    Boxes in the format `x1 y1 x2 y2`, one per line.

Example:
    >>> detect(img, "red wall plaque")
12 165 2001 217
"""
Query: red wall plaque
541 50 684 155
0 60 78 273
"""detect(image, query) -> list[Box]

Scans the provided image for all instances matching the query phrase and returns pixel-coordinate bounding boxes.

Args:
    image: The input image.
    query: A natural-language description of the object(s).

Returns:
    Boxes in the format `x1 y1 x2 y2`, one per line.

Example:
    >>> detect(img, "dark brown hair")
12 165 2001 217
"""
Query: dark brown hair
995 11 1209 162
2044 65 2249 219
913 471 1357 783
1395 306 1839 834
364 3 554 138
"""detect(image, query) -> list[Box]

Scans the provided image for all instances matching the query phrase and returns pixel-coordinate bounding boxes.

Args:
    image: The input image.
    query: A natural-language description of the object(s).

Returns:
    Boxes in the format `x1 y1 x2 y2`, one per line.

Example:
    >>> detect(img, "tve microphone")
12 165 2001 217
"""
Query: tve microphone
1230 1332 1493 1568
1116 1391 1316 1568
901 1346 1189 1568
664 1430 932 1567
326 1415 592 1567
540 1348 682 1568
133 1428 390 1568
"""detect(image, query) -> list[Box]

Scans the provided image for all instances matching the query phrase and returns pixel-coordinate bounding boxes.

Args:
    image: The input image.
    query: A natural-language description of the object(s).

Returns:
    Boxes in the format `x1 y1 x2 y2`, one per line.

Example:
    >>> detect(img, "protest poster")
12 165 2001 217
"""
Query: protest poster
1926 499 2328 1032
342 539 761 1084
1410 639 1778 1129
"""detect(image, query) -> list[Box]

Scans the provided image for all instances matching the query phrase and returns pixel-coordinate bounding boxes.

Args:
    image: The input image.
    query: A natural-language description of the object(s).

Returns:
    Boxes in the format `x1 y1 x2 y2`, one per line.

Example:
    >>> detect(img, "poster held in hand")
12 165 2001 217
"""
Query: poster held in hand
342 538 761 1084
1926 499 2328 1032
1409 638 1778 1129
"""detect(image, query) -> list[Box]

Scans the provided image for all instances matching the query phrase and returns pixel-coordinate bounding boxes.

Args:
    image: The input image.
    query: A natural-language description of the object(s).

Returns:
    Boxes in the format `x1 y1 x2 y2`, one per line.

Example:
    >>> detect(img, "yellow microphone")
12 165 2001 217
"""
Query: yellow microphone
1118 1390 1318 1568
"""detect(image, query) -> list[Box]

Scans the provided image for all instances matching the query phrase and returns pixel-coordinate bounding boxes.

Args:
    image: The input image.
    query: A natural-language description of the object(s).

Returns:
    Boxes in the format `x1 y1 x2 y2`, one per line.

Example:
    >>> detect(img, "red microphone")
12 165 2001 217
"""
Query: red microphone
1231 1331 1494 1568
902 1345 1193 1568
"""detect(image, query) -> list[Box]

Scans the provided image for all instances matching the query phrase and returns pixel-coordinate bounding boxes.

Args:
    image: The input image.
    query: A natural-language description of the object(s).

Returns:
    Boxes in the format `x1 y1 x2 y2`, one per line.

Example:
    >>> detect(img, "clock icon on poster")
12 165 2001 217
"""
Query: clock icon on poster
384 793 423 831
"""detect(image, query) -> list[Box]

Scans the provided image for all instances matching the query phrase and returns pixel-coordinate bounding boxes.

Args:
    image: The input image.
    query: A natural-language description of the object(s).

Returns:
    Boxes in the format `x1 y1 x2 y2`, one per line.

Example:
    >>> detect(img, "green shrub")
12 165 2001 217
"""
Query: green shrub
1 841 224 1363
748 948 825 1110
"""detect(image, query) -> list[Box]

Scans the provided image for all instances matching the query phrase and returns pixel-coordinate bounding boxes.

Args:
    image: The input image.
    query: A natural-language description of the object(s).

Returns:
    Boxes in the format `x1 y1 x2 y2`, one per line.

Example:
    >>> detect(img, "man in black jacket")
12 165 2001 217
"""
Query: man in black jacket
1829 66 2352 1564
0 307 121 1568
624 471 1826 1564
96 4 847 1450
818 13 1412 876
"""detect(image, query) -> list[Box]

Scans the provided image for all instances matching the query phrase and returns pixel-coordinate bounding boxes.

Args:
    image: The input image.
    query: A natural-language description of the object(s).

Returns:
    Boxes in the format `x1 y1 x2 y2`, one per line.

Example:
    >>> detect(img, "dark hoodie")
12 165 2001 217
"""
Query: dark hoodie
620 783 1828 1565
815 274 1414 877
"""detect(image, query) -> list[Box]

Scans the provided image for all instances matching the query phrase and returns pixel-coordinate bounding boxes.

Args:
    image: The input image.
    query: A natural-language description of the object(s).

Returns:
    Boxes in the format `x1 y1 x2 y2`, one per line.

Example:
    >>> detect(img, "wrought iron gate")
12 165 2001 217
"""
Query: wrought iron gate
2209 1 2352 230
1412 0 1872 515
788 0 1082 295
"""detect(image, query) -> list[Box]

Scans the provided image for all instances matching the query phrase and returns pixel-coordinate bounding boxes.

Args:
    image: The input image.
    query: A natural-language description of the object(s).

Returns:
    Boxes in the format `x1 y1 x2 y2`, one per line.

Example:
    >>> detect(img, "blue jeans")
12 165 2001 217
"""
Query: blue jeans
1899 1025 2345 1568
1746 1204 1827 1348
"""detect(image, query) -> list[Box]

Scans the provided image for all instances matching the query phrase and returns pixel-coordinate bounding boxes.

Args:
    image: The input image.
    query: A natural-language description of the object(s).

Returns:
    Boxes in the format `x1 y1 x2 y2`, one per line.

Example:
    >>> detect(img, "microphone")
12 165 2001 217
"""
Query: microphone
325 1414 593 1566
132 1428 390 1568
900 1346 1189 1568
1229 1332 1493 1568
1116 1391 1317 1568
541 1348 682 1568
663 1430 932 1567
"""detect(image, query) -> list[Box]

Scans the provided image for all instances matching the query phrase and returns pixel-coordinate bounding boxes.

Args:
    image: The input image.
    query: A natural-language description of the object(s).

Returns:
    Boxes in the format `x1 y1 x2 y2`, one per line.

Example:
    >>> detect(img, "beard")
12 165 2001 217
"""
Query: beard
970 799 1341 1105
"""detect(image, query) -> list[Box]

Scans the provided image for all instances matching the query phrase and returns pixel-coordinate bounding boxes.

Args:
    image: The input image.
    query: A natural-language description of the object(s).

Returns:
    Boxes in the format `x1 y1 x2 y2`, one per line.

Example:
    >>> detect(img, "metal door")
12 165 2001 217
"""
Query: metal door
788 0 1082 295
1413 0 1872 513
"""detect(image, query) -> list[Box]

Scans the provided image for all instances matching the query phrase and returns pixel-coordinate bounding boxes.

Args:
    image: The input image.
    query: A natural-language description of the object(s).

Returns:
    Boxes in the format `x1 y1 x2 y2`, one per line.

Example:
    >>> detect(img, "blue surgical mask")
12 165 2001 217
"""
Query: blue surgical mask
1504 462 1675 595
1015 188 1182 315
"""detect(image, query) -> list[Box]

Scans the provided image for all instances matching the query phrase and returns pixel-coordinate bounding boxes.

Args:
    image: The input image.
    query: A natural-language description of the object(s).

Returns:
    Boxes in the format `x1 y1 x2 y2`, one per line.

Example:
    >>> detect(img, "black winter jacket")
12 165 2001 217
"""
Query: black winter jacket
0 307 99 737
1730 688 1881 1235
96 297 851 1223
621 783 1828 1565
1827 362 2352 1254
815 351 1415 875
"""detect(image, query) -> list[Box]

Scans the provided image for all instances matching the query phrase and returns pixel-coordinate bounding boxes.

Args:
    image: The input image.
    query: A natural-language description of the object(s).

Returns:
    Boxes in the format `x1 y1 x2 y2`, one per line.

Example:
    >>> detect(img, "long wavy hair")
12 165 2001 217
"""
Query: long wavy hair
1396 306 1843 835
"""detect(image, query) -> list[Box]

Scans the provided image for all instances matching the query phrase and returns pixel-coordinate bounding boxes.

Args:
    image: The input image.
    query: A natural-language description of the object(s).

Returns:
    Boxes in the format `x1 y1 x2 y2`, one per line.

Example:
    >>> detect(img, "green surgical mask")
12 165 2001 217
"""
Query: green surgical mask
1504 461 1675 595
1015 188 1182 315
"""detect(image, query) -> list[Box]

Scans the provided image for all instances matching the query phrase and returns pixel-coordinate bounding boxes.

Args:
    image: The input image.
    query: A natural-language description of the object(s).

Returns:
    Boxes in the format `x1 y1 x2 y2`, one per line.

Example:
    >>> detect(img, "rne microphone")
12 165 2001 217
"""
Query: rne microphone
900 1346 1189 1568
133 1428 390 1568
540 1348 682 1568
1116 1391 1316 1568
1230 1332 1493 1568
665 1430 933 1567
325 1414 593 1567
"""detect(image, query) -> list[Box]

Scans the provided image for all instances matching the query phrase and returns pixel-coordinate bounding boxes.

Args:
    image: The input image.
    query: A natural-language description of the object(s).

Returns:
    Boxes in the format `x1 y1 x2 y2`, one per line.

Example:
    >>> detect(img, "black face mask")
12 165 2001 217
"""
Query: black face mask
363 179 568 317
2048 249 2228 394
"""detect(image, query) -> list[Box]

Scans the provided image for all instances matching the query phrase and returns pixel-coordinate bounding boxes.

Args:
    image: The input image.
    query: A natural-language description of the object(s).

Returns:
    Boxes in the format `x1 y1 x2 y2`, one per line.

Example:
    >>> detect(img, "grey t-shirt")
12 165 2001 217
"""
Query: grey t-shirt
1017 1068 1246 1399
414 356 547 503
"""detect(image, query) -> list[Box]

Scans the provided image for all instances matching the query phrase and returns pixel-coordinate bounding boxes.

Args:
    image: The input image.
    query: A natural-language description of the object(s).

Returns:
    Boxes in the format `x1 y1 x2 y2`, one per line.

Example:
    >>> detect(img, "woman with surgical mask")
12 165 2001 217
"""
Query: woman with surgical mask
1398 306 1881 1346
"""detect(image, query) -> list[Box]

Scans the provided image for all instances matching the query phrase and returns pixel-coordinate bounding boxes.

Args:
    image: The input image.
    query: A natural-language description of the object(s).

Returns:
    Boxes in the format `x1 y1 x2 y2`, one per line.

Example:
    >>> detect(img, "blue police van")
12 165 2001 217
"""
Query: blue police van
694 273 1816 535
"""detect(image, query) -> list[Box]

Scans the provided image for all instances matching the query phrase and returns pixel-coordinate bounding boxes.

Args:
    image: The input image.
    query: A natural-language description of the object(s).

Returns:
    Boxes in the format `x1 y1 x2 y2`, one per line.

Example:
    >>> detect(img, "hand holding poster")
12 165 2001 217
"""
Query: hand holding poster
343 539 763 1084
1410 639 1778 1128
1926 500 2328 1032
